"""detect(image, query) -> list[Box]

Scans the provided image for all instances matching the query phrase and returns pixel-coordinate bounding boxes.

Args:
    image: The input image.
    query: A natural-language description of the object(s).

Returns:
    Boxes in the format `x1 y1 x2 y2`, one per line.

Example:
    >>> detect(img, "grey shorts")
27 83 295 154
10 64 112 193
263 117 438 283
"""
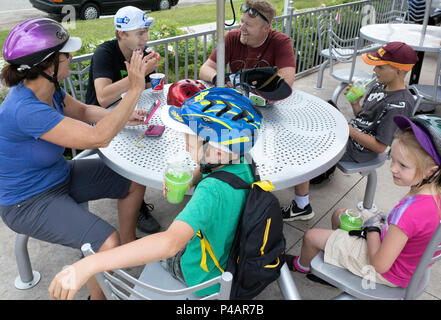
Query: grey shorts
160 248 186 285
0 158 131 252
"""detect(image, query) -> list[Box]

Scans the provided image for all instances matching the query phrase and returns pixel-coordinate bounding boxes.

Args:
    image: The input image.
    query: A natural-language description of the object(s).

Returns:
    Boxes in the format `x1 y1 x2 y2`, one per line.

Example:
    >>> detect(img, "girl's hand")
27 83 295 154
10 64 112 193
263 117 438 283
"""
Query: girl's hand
127 109 148 126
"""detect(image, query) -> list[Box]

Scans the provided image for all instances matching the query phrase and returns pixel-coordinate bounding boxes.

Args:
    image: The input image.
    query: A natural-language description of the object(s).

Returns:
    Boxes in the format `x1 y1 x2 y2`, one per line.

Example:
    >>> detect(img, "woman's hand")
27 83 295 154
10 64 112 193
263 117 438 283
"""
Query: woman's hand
126 109 148 126
125 49 150 92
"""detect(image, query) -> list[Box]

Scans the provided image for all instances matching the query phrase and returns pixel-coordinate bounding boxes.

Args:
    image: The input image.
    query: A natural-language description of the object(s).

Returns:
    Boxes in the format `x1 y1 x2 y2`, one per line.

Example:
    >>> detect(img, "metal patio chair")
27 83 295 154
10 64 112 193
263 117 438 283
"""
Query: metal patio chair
81 243 233 300
408 47 441 112
315 13 378 91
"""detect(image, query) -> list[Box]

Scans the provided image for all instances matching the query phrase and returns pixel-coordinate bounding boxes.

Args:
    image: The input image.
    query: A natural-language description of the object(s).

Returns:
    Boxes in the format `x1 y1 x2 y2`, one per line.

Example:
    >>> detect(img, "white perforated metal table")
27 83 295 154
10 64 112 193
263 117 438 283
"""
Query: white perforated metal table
98 85 349 191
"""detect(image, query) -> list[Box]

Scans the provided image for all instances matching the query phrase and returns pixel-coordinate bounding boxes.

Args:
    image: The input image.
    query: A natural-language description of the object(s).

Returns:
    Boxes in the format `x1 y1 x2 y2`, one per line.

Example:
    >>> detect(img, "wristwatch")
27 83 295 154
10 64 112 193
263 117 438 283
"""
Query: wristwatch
363 226 382 237
348 226 381 239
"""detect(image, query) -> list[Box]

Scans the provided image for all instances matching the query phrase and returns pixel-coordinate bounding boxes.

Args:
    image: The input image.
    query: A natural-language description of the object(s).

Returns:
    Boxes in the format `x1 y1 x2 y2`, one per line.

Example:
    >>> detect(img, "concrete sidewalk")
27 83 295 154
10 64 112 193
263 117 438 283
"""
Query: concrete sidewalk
1 51 440 300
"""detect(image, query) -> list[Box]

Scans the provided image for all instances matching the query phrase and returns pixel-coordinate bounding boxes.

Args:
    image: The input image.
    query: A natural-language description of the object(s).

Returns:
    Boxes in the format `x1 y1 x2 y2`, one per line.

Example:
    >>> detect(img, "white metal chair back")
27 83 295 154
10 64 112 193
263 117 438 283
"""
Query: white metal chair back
61 53 92 103
407 48 441 113
327 29 360 84
81 243 233 300
432 47 441 101
375 10 408 23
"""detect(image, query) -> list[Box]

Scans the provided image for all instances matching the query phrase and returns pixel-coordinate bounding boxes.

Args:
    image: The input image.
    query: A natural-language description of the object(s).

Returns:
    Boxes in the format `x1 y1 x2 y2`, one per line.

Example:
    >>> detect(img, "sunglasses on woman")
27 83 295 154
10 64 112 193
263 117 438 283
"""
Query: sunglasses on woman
241 4 270 24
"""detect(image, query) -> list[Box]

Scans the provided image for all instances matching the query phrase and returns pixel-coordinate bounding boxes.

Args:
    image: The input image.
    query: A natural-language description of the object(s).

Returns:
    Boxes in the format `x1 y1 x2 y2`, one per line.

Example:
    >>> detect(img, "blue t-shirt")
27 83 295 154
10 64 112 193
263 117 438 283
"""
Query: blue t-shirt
0 82 69 205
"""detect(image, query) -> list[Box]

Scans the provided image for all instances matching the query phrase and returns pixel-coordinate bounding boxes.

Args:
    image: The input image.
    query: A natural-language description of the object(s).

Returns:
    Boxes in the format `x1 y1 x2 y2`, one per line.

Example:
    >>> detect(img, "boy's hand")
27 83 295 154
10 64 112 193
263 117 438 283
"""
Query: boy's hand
344 82 363 105
48 262 91 300
163 181 169 198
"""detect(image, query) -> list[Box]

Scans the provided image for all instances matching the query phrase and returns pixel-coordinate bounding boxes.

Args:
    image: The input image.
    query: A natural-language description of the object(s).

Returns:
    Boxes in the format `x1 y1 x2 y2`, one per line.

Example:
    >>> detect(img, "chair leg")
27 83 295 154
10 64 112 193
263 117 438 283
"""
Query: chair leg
357 171 378 213
315 59 329 89
277 263 302 300
14 234 41 289
330 82 348 106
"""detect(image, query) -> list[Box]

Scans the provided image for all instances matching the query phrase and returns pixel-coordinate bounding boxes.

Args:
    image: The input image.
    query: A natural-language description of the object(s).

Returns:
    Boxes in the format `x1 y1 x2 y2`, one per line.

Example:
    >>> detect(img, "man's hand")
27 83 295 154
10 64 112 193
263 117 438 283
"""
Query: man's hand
212 73 233 88
143 52 160 77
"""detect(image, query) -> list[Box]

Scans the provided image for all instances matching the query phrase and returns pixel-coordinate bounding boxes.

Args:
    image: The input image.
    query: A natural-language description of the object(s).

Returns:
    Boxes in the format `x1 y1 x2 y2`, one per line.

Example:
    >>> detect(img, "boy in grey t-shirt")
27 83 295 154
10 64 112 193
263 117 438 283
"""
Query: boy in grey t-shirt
343 42 419 163
345 81 415 163
282 41 419 222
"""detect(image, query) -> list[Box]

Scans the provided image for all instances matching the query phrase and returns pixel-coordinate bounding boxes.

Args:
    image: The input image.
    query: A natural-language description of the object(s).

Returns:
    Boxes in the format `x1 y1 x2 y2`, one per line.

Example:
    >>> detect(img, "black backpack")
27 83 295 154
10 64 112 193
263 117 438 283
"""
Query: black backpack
203 160 286 300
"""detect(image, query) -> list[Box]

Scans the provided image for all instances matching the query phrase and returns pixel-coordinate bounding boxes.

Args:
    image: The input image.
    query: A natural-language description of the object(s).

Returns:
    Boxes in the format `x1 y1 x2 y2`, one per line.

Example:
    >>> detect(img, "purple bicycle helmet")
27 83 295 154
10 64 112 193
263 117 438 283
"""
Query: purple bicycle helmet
3 18 81 69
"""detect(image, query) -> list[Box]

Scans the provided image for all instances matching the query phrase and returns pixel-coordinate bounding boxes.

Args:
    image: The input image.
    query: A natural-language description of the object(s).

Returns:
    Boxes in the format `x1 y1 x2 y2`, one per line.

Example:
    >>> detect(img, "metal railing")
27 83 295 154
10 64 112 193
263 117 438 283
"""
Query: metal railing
64 0 407 102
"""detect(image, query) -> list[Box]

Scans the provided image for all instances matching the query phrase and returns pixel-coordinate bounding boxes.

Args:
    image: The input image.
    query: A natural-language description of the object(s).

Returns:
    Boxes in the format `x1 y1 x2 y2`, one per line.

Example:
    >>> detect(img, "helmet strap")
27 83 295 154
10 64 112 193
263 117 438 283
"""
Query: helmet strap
199 139 236 174
412 166 441 189
35 52 65 107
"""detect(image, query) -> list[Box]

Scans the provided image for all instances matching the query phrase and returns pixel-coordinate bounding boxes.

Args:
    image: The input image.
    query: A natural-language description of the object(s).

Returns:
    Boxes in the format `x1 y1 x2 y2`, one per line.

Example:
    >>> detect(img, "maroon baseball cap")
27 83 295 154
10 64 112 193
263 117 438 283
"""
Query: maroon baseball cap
362 42 418 71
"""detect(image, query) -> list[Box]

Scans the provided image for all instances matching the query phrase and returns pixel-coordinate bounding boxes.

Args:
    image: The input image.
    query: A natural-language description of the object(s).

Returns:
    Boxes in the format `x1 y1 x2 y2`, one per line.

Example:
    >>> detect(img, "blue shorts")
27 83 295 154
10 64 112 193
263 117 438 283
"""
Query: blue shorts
0 158 131 252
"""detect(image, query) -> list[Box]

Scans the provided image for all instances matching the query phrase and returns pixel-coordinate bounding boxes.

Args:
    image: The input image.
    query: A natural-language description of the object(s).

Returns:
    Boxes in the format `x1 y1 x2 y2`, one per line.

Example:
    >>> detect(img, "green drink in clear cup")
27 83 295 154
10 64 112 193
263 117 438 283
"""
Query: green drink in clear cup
164 162 192 204
339 209 363 231
345 85 366 103
345 78 376 103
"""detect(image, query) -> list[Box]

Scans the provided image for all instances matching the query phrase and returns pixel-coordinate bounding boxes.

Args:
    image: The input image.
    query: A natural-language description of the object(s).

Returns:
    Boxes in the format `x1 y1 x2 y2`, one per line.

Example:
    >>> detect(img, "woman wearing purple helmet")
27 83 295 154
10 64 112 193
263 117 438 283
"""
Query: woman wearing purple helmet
0 18 150 299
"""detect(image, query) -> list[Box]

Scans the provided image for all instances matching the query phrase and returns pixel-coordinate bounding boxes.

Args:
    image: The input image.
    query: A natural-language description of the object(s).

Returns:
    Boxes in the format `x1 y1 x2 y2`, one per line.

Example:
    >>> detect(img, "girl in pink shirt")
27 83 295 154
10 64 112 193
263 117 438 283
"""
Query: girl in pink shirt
285 114 441 288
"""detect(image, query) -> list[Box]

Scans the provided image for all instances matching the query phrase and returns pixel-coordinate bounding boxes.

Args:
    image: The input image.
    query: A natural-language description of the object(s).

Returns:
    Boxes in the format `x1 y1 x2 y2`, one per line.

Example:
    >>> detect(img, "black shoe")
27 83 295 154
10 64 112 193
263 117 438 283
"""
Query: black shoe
136 202 160 234
306 273 336 288
281 200 315 221
285 254 296 271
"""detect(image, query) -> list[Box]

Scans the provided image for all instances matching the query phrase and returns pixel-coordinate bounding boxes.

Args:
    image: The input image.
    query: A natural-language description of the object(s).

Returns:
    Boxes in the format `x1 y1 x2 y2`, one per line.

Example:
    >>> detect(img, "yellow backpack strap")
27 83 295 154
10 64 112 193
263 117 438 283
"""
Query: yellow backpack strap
197 231 224 274
252 180 275 191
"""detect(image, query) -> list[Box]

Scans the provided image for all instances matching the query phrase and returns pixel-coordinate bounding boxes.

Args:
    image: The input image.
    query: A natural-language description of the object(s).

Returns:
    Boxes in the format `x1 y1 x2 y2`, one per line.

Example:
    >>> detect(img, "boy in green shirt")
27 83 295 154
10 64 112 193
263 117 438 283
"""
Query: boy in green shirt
48 87 261 299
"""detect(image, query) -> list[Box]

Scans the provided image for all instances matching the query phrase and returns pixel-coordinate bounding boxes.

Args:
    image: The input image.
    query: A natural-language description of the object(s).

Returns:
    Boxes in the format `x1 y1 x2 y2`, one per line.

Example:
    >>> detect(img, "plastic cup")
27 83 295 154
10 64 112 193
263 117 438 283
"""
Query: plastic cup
339 209 363 231
164 162 192 204
150 73 165 92
249 92 266 107
345 86 365 102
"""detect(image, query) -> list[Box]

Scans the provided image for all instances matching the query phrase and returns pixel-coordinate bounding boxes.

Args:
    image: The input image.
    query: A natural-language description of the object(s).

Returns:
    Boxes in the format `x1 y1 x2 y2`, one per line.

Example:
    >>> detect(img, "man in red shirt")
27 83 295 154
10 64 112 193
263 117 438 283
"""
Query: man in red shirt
199 0 296 87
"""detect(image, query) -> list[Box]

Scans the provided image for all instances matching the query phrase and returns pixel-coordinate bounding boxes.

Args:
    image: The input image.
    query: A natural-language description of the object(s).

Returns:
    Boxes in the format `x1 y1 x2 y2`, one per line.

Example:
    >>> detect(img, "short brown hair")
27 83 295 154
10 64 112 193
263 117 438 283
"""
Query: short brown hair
245 0 277 23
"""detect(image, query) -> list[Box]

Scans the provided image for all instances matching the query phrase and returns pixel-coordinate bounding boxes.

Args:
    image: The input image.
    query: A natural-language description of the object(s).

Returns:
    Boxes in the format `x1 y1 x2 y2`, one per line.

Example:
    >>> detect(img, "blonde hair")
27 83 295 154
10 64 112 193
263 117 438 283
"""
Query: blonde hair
394 129 441 198
245 0 277 23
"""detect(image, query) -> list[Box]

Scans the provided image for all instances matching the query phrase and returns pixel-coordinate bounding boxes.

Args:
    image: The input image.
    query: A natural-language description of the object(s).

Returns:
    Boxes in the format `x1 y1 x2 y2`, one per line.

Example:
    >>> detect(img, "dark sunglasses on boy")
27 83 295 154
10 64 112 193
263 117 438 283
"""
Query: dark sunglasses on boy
241 4 270 24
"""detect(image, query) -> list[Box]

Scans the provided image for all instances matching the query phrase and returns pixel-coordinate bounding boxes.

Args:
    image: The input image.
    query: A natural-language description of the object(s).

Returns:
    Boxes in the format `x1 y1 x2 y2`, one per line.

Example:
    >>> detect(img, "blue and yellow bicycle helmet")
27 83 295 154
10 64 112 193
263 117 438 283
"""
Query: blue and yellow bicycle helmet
161 87 261 157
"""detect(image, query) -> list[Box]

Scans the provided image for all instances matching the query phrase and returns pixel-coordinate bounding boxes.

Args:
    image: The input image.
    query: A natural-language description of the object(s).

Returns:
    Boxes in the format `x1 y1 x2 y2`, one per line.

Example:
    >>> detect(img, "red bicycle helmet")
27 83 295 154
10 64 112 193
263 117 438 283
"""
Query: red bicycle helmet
167 79 206 107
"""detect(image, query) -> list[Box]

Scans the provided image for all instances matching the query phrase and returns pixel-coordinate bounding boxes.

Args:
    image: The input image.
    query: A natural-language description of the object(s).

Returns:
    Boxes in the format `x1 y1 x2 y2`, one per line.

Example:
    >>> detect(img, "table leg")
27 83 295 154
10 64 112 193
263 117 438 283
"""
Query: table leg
409 51 425 85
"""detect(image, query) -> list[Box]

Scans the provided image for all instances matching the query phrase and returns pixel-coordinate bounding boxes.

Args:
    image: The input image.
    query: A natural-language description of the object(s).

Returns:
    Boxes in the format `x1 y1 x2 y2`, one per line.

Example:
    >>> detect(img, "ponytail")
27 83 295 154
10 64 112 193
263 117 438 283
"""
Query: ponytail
0 54 58 88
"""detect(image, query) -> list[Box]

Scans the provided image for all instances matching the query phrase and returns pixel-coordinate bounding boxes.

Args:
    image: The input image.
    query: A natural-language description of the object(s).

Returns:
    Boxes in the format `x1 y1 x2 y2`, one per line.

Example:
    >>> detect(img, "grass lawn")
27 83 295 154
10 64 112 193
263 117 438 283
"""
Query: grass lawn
0 0 352 58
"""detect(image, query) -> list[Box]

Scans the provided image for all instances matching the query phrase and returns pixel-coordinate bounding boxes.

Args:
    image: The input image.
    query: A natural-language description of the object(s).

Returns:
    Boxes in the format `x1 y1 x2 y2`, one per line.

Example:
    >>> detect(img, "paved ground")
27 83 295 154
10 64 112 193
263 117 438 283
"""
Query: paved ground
0 43 440 301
